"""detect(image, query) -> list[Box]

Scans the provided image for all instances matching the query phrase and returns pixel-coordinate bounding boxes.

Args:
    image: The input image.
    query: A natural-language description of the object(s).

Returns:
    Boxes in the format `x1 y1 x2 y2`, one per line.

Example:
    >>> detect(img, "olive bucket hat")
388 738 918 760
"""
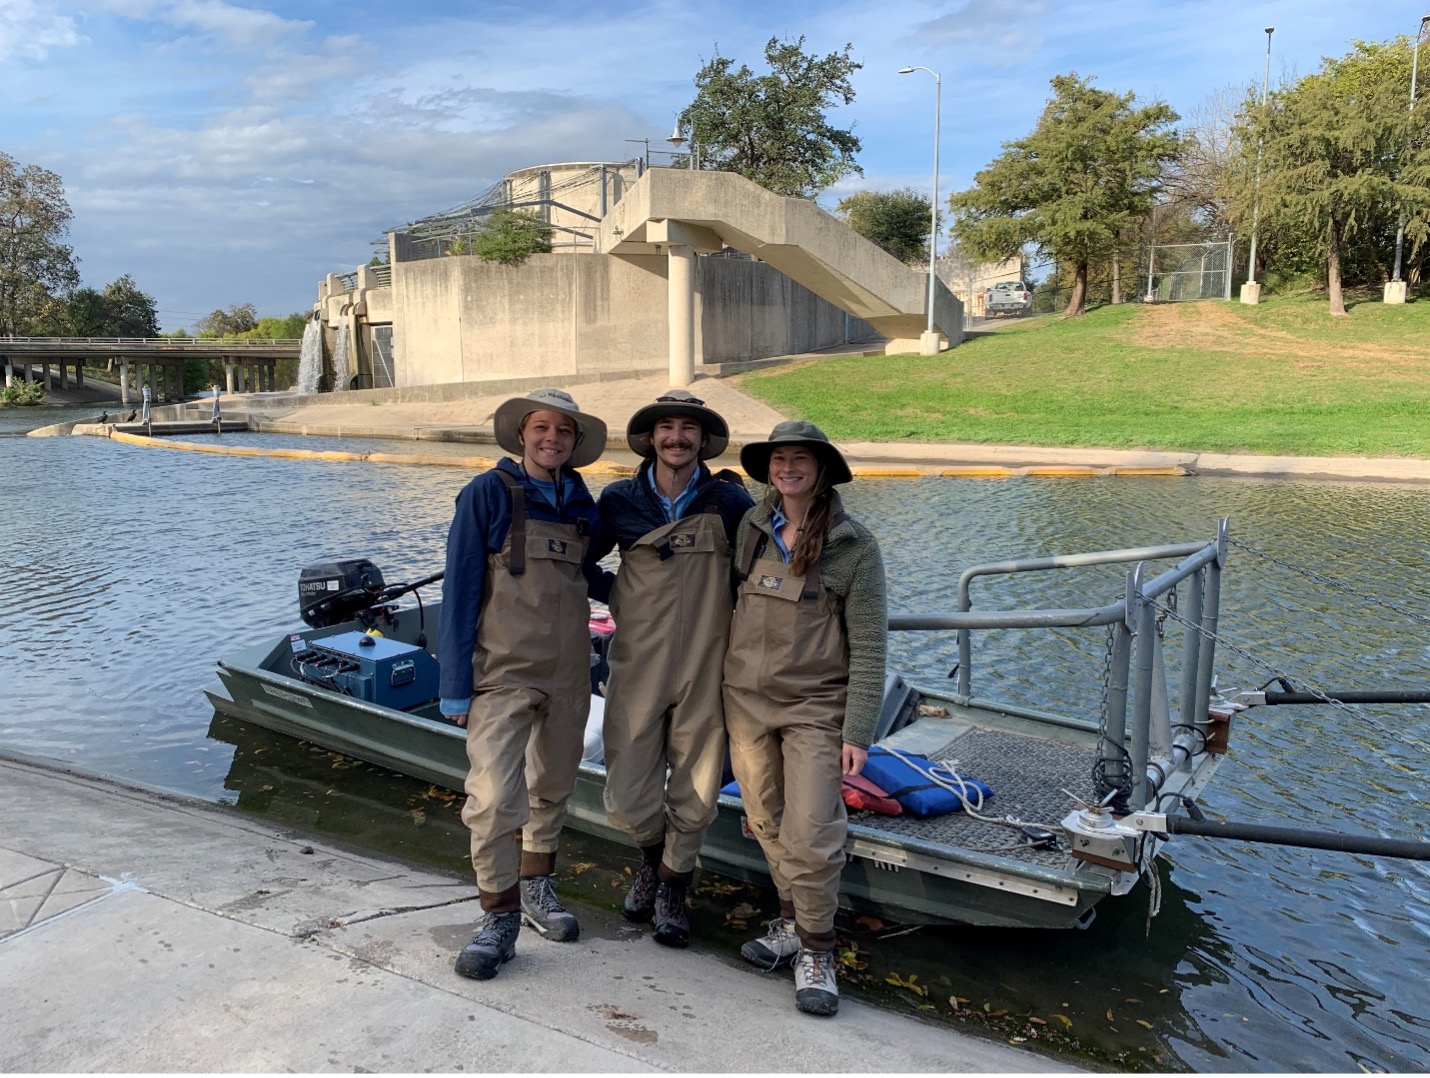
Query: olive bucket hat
739 419 853 486
625 388 730 460
493 387 608 469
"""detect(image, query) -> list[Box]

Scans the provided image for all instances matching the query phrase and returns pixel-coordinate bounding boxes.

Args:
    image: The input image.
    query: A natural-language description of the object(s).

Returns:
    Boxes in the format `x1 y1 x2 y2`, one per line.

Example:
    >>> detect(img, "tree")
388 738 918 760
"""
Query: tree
680 37 862 198
948 74 1181 316
196 301 259 337
1225 39 1428 315
449 208 552 265
0 152 79 336
836 188 932 263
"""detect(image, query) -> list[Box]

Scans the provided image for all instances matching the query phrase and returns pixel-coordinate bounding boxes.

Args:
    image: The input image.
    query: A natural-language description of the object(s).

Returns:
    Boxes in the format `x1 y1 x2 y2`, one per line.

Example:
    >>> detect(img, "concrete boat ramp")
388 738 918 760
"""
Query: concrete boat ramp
0 755 1071 1073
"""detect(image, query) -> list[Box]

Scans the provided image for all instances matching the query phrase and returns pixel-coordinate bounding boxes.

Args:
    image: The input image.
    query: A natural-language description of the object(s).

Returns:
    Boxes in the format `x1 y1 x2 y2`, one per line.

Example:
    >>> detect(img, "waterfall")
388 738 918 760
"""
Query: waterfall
297 320 323 394
333 324 352 391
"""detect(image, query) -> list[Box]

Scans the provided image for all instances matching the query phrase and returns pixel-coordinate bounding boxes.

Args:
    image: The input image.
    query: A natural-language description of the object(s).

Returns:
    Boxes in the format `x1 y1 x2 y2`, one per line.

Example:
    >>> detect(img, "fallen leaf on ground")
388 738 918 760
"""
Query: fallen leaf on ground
855 915 885 931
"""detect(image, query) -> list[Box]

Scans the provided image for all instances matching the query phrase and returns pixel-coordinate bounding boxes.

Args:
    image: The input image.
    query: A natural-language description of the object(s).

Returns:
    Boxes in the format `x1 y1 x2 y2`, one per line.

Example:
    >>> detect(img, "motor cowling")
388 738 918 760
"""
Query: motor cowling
298 559 385 628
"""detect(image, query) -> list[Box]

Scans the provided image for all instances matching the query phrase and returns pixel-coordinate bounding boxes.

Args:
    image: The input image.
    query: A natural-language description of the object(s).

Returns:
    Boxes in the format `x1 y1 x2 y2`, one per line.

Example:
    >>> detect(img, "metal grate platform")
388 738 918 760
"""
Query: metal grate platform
854 727 1098 868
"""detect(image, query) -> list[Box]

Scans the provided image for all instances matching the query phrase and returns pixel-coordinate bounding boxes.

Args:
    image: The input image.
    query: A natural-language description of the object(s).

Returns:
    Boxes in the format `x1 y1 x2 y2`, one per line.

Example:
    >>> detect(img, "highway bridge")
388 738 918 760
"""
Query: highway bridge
1 337 302 402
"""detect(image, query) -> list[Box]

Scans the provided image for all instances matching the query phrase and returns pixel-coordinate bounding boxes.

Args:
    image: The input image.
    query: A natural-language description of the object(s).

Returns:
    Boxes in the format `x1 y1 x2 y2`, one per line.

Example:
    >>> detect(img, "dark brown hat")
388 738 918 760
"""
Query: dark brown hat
626 388 729 459
739 419 853 486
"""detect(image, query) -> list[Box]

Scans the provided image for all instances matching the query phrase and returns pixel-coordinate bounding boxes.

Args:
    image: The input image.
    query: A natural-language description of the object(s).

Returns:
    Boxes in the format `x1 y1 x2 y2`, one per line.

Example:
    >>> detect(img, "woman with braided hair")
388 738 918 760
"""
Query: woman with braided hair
722 420 887 1017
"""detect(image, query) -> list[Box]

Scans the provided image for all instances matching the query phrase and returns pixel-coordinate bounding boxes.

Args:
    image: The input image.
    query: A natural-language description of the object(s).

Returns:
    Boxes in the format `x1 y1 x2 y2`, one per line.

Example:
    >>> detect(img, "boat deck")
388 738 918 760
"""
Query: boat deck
857 723 1096 870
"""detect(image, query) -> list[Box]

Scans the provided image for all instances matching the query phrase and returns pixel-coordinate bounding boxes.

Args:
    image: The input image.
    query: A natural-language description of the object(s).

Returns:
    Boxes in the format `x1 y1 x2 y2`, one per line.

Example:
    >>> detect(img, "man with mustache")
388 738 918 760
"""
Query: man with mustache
593 389 754 946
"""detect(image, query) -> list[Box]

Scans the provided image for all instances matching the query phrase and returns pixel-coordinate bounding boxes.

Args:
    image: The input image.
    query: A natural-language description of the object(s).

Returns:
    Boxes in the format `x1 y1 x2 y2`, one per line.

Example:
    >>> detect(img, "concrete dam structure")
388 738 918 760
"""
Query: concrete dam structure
312 164 962 392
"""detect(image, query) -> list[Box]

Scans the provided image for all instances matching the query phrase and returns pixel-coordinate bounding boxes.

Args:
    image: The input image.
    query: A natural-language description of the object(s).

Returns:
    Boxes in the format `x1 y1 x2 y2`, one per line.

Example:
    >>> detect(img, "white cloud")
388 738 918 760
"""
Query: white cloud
0 0 81 60
902 0 1056 65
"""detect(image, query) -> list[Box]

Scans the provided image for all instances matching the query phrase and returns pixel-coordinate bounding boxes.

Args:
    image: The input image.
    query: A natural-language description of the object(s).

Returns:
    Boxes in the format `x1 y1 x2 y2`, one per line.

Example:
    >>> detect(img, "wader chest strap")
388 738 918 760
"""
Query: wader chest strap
494 470 527 575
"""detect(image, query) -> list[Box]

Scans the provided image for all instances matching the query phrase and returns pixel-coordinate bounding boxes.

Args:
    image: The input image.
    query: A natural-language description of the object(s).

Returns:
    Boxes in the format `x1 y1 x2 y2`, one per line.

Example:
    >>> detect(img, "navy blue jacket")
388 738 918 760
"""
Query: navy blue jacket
593 459 754 559
439 457 613 702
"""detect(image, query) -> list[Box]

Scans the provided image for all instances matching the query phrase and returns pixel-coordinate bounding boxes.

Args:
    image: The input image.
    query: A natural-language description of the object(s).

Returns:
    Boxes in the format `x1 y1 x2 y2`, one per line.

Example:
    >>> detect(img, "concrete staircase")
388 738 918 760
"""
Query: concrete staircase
598 169 962 355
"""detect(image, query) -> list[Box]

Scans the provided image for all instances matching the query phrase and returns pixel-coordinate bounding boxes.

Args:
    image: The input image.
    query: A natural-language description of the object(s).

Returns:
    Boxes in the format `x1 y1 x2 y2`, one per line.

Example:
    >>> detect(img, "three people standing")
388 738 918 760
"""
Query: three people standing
440 388 886 1019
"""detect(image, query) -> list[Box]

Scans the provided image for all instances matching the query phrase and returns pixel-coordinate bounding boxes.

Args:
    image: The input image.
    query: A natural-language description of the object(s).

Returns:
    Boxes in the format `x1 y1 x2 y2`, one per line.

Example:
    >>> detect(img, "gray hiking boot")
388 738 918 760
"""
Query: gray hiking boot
622 861 658 923
453 911 520 980
520 875 581 942
652 881 691 948
740 916 800 969
793 947 839 1016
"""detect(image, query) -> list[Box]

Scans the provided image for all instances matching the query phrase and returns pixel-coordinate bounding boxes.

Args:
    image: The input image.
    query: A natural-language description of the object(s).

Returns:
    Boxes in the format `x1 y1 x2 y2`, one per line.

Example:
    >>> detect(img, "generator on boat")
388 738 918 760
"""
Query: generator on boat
293 630 440 711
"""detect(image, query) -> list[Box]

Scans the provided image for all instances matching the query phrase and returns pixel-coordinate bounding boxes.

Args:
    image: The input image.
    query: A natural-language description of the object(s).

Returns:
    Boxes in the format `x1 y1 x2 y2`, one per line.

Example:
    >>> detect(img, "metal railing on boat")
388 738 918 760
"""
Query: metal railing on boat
887 519 1230 814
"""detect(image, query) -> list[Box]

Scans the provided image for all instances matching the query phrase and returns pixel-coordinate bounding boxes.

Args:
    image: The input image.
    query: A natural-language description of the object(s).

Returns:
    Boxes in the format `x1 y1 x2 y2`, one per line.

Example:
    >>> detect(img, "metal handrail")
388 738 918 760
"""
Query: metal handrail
888 521 1230 815
0 337 301 348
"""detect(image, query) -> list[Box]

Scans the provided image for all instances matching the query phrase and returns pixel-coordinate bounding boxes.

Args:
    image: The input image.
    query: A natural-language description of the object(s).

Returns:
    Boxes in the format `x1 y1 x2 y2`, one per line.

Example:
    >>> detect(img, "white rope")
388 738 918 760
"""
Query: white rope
877 745 1057 833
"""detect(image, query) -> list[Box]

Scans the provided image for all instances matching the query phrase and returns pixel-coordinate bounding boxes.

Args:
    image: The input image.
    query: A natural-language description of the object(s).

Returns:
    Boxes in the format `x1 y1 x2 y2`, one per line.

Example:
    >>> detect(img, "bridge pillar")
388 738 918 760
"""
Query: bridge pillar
666 243 695 388
119 359 130 405
223 360 235 393
2 359 11 388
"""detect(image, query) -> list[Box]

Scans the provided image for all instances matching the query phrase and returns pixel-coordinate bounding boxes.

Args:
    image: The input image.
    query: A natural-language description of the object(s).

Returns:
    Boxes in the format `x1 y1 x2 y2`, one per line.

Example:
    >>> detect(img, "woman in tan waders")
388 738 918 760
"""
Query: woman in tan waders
438 388 612 981
724 420 887 1017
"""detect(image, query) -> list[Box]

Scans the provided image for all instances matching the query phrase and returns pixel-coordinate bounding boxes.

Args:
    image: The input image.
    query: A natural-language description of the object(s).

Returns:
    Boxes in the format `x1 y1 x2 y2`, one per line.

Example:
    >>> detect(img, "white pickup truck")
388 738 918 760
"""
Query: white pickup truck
983 280 1033 317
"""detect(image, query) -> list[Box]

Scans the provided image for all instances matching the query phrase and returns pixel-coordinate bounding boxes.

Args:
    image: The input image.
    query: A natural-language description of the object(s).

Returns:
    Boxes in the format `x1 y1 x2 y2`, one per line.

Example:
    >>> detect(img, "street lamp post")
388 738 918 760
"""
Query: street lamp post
899 65 942 354
1388 14 1430 304
1241 26 1274 305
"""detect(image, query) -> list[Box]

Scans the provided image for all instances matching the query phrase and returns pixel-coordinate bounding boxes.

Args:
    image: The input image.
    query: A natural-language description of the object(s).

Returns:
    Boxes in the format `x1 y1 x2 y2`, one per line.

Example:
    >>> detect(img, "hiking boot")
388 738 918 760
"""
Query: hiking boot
740 916 800 970
622 861 658 923
652 881 691 948
453 911 520 981
520 875 581 942
793 947 839 1016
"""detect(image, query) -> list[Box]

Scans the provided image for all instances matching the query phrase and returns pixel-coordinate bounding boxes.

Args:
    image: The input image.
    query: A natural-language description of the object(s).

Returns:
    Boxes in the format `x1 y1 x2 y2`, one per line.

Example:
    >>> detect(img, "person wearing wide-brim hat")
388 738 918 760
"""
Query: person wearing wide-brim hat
723 419 886 1018
439 387 615 982
592 388 753 947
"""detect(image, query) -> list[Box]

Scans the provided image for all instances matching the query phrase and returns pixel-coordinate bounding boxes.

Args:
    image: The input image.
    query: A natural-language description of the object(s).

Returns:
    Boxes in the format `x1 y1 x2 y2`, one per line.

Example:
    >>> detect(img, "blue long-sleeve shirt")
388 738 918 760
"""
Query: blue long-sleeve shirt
438 457 612 707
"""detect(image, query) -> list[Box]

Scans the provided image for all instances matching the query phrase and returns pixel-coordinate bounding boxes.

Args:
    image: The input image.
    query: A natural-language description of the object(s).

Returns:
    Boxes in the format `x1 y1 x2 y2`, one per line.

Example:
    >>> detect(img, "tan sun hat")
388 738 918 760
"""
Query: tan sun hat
739 419 853 486
625 388 730 460
493 387 608 469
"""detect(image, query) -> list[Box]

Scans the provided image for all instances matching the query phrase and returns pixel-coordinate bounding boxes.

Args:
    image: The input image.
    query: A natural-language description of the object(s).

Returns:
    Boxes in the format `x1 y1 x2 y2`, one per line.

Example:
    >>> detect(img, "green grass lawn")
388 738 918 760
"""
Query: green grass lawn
735 292 1430 457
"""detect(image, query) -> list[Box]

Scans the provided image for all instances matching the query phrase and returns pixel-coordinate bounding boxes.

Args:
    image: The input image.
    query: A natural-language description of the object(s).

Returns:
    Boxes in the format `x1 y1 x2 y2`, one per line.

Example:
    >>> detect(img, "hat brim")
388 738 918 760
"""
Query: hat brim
493 395 608 469
739 439 853 486
625 402 730 460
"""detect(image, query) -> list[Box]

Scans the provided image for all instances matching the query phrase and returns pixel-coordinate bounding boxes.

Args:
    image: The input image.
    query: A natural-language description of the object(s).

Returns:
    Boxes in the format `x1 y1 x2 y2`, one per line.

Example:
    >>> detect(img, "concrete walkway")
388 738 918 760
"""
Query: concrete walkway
228 371 1430 483
0 754 1072 1073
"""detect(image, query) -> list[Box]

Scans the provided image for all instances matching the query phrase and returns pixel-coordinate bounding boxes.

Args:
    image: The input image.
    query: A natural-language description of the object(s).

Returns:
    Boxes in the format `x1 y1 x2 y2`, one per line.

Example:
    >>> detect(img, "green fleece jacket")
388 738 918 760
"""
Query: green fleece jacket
732 490 889 747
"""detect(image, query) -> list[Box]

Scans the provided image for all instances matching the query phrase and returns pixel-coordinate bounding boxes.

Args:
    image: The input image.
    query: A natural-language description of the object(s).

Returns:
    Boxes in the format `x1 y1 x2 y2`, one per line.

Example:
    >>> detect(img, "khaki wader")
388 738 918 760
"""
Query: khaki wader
723 530 850 946
603 508 733 876
460 472 591 908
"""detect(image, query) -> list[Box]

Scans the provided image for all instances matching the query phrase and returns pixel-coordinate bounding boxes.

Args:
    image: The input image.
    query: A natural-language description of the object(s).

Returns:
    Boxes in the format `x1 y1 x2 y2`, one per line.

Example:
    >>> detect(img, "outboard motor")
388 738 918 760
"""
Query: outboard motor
298 559 385 628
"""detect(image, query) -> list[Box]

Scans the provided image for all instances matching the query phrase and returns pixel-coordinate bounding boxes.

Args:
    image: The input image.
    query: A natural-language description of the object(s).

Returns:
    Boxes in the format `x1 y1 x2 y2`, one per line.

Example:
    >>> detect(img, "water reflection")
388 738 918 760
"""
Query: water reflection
2 425 1426 1071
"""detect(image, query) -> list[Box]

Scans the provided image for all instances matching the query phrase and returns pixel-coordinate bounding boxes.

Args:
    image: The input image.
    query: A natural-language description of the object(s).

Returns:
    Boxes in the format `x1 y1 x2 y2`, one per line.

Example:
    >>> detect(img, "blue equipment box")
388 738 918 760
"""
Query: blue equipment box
311 631 440 711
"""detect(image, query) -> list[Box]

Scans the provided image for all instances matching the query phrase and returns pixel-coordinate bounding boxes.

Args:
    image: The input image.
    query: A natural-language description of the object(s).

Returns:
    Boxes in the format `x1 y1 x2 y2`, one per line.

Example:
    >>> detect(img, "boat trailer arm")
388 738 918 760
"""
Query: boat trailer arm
1125 812 1430 861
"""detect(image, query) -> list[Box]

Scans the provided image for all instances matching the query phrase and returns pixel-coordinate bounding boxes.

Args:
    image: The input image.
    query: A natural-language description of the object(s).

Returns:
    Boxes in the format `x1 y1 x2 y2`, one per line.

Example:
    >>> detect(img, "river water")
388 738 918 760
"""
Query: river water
3 406 1426 1071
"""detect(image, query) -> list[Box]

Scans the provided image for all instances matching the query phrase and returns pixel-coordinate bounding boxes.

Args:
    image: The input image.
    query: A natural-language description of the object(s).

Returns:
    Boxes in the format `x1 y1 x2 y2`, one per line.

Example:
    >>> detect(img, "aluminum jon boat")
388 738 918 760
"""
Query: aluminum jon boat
206 521 1239 929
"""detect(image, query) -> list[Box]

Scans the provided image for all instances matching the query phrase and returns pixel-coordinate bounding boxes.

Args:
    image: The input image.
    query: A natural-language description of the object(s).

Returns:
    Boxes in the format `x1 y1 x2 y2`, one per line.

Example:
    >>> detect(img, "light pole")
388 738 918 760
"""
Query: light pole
1242 26 1274 305
899 65 942 354
1389 14 1430 303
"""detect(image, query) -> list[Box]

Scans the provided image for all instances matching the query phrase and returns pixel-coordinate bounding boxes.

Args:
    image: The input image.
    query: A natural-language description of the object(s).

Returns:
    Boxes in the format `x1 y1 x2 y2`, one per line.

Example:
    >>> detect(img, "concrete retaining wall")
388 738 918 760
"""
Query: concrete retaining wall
386 252 870 386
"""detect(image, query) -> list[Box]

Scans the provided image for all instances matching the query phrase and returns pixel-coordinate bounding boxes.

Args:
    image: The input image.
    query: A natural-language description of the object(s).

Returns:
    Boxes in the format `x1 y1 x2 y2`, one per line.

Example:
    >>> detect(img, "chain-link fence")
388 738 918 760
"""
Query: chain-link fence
1139 237 1234 302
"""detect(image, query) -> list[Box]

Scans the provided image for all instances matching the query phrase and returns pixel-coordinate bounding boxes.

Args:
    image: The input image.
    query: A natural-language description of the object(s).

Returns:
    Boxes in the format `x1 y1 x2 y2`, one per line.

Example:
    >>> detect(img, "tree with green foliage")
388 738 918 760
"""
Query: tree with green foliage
196 301 259 337
836 188 931 263
0 151 79 336
948 74 1181 317
680 36 862 198
449 208 552 265
1225 39 1428 315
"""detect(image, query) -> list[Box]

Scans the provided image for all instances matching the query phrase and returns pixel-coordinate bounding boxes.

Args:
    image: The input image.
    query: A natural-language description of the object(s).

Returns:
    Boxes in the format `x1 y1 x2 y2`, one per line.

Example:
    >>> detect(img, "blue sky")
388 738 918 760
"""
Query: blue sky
2 0 1423 331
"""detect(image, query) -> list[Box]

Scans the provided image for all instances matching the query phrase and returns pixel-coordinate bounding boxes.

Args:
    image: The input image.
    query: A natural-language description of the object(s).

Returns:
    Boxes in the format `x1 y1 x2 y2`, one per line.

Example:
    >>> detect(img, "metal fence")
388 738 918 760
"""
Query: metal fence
1141 237 1234 302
